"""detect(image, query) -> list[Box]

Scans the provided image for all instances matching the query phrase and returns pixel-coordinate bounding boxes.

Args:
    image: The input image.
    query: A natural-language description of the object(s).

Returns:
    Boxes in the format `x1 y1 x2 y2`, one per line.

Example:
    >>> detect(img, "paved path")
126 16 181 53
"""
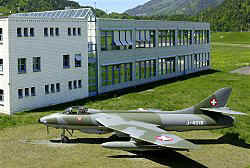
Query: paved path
212 42 250 48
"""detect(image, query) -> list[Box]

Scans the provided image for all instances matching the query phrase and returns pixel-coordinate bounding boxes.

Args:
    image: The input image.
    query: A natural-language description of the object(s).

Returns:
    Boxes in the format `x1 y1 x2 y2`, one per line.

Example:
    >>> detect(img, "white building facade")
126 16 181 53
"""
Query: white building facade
0 8 210 115
0 10 90 114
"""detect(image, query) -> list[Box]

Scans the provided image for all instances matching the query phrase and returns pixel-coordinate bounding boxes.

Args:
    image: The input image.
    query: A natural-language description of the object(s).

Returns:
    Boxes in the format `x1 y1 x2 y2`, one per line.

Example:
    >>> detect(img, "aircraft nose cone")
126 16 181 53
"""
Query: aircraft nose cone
38 117 47 124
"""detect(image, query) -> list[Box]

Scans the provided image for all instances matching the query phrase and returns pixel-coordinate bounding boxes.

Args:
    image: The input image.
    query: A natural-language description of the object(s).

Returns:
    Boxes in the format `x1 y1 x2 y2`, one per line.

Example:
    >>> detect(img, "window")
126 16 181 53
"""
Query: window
75 53 82 67
101 30 134 51
45 85 50 95
0 89 3 102
33 57 41 72
178 56 185 72
56 83 60 92
31 87 36 96
102 63 133 86
63 55 70 69
18 89 23 99
50 28 54 36
68 28 71 36
17 28 22 37
78 28 81 36
24 28 28 37
25 88 29 97
0 28 3 41
78 80 82 88
73 80 77 89
136 30 155 48
68 81 72 90
0 59 3 72
44 28 48 37
73 28 76 36
18 58 26 74
158 30 175 47
30 28 34 37
55 28 59 36
51 84 55 93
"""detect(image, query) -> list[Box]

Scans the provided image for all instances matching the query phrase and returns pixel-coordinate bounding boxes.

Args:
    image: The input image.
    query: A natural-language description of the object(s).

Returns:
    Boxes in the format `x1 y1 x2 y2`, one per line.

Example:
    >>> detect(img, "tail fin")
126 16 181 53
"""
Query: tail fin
194 88 232 111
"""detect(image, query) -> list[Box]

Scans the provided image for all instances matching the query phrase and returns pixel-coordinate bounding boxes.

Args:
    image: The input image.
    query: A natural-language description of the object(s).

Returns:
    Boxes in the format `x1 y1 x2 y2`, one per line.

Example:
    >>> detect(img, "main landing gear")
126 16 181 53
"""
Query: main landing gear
61 129 73 143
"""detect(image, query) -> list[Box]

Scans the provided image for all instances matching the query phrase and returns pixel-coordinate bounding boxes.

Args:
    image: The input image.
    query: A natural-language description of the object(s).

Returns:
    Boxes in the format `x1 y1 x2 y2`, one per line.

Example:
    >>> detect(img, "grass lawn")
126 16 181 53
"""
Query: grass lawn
211 32 250 44
0 32 250 168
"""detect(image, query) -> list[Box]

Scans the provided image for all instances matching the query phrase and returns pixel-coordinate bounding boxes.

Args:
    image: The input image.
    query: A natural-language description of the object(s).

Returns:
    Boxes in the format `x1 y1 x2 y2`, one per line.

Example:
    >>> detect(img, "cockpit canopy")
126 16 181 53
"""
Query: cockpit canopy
63 106 89 115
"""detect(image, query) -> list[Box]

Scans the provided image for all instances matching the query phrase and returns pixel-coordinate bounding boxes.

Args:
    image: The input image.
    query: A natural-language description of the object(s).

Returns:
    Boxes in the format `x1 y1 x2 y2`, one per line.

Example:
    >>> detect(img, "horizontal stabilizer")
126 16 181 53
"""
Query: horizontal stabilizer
200 107 247 115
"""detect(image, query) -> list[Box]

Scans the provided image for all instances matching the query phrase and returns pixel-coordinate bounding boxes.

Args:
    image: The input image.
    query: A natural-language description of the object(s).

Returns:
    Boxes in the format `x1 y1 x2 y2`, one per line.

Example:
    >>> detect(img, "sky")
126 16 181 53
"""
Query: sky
74 0 151 13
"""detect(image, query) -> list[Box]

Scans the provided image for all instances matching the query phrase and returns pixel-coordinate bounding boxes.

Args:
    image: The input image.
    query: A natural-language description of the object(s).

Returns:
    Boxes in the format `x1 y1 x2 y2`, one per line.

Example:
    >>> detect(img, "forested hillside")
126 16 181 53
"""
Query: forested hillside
126 0 250 32
0 0 249 32
0 0 80 14
196 0 250 31
126 0 225 16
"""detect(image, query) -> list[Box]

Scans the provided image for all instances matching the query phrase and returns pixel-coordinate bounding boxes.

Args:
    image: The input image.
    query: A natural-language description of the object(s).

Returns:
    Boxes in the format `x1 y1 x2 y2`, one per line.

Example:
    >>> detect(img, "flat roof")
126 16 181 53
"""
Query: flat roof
97 18 209 25
10 8 94 19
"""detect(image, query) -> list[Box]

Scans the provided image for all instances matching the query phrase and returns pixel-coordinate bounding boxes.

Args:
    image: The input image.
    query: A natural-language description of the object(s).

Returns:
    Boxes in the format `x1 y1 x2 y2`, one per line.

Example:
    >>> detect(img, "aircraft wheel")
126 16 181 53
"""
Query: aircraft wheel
61 136 70 143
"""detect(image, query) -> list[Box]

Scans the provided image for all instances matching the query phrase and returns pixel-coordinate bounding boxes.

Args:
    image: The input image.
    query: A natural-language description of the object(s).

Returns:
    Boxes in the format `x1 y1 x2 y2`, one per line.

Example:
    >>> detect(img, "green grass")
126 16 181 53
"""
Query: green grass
211 32 250 44
1 32 250 168
0 125 250 168
1 32 250 143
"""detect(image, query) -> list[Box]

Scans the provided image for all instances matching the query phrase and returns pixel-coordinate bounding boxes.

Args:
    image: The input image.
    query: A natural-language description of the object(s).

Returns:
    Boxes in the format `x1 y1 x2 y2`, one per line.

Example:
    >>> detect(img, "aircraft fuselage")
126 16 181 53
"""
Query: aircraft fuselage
39 111 234 134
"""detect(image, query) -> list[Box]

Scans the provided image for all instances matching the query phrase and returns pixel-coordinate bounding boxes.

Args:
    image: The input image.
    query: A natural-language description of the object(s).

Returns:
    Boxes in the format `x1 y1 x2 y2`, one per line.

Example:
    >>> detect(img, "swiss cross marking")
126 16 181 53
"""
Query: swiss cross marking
210 98 218 107
155 135 174 142
77 116 83 121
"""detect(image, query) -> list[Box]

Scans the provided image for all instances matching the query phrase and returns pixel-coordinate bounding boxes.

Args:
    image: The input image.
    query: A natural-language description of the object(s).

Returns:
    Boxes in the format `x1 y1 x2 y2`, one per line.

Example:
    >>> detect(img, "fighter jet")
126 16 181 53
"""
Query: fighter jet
39 88 246 151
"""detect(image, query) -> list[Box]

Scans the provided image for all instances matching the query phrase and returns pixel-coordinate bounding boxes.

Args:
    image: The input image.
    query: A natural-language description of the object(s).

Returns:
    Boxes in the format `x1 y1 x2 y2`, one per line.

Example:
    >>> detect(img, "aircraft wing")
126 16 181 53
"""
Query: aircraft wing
96 115 198 150
200 107 247 115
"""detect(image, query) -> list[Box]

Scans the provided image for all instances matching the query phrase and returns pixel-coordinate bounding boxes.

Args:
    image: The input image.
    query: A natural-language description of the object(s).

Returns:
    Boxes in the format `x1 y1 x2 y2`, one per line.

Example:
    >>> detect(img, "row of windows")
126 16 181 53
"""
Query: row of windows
159 53 210 74
177 30 192 46
136 30 156 49
101 31 133 51
101 63 133 86
18 57 41 74
136 60 157 80
194 30 210 44
177 53 210 73
17 54 82 74
101 53 210 87
45 83 61 95
101 29 210 51
158 57 176 75
17 28 35 37
44 27 81 37
68 80 82 90
158 30 176 47
17 27 82 37
44 27 60 37
67 27 81 36
63 54 82 69
18 87 36 99
17 80 82 99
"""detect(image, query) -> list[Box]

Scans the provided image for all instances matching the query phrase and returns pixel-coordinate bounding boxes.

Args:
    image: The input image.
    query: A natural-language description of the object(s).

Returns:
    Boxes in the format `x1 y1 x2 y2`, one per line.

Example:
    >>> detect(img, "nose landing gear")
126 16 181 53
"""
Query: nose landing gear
61 129 73 143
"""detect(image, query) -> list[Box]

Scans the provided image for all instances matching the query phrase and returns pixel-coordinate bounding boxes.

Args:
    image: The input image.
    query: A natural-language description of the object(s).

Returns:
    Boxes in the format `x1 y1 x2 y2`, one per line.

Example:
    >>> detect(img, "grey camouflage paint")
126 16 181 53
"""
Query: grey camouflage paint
39 88 245 151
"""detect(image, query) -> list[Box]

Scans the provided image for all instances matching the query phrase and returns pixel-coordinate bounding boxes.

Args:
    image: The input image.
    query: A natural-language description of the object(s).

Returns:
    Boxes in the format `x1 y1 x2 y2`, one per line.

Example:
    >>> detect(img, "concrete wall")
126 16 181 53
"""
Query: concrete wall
0 18 10 114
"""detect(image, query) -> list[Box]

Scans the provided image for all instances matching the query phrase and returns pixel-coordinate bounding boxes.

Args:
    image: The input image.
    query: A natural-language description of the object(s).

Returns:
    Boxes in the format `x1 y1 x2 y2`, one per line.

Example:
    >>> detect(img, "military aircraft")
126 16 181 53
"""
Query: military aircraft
39 88 246 151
